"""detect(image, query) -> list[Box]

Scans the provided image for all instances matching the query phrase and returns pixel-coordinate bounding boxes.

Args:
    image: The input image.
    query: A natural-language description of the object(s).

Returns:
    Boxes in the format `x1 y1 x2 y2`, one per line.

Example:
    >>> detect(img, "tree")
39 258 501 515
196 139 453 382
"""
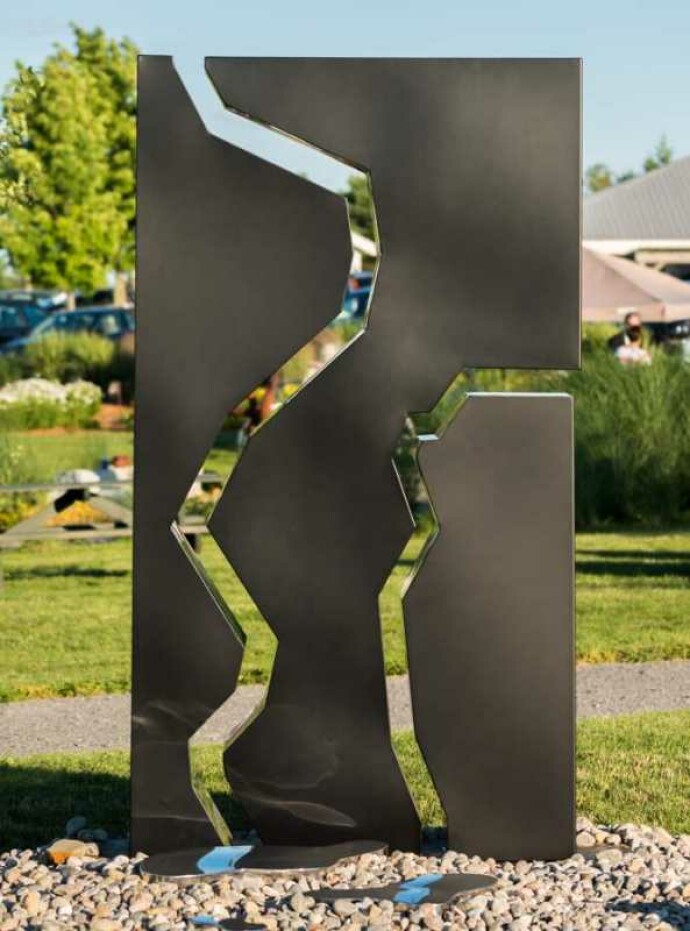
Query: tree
344 174 376 241
72 26 137 299
0 26 137 302
584 162 615 194
643 134 673 174
585 135 673 195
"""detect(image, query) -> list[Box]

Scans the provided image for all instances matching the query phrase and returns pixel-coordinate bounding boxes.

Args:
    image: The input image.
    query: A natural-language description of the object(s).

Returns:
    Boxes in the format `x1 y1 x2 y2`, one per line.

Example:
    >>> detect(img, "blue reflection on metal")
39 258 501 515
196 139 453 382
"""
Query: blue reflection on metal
393 873 444 904
196 845 254 874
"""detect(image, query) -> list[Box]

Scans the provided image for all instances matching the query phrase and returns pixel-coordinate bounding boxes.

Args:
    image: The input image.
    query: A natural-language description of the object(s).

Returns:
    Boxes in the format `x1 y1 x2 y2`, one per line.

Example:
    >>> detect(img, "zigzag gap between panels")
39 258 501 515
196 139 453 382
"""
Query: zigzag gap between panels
170 61 381 840
382 375 470 832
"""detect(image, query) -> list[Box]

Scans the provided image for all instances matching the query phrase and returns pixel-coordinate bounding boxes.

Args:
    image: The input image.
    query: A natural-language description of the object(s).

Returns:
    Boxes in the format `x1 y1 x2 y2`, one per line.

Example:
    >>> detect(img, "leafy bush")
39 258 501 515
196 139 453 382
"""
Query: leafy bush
0 377 102 429
22 332 115 382
569 350 690 527
398 349 690 529
0 433 44 530
8 332 135 401
582 322 619 354
0 353 23 387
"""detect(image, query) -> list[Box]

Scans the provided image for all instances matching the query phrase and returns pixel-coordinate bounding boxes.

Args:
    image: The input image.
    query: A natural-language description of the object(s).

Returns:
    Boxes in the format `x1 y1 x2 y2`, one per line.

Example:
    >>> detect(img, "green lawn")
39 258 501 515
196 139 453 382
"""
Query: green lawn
2 530 690 701
4 430 134 482
1 711 688 850
577 531 690 664
3 429 236 482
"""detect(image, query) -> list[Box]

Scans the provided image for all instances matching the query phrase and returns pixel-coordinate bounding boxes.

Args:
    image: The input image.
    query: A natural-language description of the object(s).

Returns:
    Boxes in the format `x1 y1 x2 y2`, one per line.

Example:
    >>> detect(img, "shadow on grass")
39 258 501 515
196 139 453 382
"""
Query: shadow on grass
608 899 690 928
580 548 690 561
6 566 129 581
576 559 690 579
0 761 247 852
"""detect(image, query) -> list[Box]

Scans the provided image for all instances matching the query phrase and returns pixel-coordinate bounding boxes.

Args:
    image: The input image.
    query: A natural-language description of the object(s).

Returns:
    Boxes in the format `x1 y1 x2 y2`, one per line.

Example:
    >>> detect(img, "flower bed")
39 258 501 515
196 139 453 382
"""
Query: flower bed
0 378 102 430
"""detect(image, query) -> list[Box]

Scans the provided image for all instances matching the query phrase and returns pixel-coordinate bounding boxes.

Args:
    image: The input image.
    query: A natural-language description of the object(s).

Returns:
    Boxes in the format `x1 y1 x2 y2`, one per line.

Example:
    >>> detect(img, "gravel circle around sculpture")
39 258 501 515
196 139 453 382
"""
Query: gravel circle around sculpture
1 819 689 930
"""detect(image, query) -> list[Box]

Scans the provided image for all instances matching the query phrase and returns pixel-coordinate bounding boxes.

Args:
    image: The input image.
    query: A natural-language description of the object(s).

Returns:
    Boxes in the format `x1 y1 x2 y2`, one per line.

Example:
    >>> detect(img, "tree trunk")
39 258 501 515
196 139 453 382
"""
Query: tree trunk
114 273 128 306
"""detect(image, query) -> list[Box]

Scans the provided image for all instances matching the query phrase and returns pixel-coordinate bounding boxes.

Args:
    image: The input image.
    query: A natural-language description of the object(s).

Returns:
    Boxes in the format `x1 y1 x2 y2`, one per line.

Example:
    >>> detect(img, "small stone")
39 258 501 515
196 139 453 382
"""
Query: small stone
91 920 122 931
130 891 154 912
463 894 489 912
576 831 596 848
289 891 314 913
21 890 43 917
333 899 357 916
417 903 443 929
45 839 99 864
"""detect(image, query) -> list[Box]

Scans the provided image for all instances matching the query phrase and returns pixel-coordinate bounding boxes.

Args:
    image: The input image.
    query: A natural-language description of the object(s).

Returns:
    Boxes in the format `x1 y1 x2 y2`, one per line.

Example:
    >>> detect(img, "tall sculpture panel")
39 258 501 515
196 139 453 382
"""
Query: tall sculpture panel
134 57 581 858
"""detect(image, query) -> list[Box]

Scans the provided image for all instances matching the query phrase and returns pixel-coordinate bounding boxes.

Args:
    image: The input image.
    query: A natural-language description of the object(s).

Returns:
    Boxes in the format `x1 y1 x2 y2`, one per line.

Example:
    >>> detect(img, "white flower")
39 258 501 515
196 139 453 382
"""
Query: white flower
0 377 101 408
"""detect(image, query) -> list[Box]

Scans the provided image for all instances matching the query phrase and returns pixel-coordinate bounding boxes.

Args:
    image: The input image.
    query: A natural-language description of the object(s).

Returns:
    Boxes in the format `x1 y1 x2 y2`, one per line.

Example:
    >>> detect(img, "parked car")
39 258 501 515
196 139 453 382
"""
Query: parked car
0 289 68 313
0 304 47 346
1 306 135 354
645 319 690 345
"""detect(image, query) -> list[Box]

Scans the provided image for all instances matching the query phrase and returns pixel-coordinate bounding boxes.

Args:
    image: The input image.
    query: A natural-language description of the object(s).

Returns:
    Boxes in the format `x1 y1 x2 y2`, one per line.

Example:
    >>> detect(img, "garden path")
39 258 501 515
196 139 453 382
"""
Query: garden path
2 660 689 758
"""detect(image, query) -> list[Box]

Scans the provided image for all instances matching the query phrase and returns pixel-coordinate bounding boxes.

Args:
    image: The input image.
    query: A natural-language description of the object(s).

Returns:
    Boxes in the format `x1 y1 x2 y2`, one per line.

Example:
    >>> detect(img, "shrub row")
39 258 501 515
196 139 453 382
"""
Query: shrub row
402 347 690 529
0 378 102 430
0 332 134 401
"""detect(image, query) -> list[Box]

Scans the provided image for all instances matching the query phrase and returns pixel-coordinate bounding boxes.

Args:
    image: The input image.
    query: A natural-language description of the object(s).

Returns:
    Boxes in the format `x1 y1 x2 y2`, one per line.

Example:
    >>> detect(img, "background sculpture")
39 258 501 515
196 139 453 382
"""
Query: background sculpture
134 57 581 858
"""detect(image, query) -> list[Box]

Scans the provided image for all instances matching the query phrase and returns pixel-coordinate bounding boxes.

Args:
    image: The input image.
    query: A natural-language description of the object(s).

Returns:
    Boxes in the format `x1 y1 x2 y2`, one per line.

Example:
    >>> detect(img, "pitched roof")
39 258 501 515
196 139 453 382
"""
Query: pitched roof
583 155 690 241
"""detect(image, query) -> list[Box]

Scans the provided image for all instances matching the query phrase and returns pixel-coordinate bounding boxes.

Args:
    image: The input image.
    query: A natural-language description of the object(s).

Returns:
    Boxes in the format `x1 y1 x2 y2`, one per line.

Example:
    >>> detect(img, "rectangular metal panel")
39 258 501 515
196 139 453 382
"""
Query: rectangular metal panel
405 394 575 860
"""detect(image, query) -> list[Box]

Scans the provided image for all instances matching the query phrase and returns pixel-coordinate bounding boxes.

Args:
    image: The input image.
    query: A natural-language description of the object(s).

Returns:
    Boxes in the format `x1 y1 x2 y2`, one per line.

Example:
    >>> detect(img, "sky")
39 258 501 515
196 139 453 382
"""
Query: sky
1 0 690 190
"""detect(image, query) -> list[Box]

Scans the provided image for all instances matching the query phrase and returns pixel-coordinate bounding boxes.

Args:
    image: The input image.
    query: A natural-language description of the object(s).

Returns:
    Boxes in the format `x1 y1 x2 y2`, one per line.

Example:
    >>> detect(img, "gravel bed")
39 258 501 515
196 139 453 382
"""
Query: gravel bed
2 818 689 930
3 661 690 758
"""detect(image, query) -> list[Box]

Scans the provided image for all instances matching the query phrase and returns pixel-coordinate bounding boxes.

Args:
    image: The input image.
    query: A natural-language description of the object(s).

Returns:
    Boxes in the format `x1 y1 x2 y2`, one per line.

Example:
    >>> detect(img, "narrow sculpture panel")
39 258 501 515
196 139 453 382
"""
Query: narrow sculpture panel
204 59 581 855
133 56 351 855
405 395 575 860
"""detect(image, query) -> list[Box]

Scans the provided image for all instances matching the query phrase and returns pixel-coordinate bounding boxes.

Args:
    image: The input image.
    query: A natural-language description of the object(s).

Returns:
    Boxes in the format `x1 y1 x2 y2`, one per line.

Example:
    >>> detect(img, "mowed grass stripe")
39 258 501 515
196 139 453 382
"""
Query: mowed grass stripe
2 531 690 701
1 712 689 850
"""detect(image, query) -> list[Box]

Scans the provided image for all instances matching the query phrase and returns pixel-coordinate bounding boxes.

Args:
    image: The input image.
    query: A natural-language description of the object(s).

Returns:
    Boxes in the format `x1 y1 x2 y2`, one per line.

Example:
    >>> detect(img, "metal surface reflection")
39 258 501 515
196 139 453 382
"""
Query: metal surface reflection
139 839 386 881
312 871 497 906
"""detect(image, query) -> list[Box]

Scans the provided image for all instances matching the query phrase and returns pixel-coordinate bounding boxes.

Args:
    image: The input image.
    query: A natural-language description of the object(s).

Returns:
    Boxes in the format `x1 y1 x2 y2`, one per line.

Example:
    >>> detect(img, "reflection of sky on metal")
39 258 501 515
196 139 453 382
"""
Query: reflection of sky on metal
196 845 253 873
176 57 351 193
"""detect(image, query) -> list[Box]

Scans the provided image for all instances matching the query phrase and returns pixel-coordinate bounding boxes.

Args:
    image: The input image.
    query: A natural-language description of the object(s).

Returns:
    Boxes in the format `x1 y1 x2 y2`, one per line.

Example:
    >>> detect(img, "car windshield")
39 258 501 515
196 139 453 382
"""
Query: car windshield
0 306 21 327
32 312 99 336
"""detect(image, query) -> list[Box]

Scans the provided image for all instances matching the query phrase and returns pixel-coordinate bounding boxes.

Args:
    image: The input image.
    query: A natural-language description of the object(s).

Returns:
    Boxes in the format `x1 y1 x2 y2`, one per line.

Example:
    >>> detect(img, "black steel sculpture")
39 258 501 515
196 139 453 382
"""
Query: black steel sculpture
134 56 580 860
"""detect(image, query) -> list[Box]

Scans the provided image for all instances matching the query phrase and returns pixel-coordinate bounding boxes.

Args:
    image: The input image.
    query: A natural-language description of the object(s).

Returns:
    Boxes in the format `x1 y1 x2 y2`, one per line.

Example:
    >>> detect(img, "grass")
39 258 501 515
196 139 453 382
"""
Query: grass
2 530 690 701
4 431 134 482
1 711 688 850
577 531 690 664
3 429 237 482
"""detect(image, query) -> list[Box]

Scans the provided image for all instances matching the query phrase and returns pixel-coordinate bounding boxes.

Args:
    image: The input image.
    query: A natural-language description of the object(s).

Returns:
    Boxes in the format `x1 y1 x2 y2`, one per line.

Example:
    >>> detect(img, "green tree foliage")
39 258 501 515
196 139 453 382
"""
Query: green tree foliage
585 135 673 194
0 26 137 296
584 162 615 193
344 174 376 240
72 26 137 277
643 133 673 174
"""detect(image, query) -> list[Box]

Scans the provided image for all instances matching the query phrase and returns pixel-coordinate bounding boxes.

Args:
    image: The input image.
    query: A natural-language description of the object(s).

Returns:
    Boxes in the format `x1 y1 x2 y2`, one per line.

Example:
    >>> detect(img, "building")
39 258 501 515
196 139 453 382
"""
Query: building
583 155 690 280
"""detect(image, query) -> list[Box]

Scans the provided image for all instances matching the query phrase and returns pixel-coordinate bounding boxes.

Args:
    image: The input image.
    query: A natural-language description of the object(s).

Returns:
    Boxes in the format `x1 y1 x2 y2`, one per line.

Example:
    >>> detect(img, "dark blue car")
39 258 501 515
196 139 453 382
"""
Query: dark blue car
1 306 135 354
0 304 47 347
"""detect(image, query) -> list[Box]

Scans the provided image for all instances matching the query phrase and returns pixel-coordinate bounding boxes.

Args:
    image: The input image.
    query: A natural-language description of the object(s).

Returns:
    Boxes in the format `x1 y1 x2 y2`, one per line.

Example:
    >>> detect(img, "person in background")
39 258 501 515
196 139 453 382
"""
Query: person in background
608 311 652 365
